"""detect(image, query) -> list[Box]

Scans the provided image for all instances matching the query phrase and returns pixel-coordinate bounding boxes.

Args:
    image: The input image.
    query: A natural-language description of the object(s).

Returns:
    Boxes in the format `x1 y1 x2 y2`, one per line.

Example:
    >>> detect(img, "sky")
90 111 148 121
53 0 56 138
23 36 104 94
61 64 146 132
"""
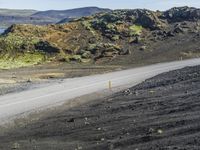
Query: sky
0 0 200 11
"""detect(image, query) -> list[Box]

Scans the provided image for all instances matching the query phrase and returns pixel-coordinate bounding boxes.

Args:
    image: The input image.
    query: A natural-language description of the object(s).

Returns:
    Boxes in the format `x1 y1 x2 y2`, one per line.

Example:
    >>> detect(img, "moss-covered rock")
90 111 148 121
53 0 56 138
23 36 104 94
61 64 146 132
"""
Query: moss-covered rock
2 7 195 68
81 51 92 59
86 43 123 60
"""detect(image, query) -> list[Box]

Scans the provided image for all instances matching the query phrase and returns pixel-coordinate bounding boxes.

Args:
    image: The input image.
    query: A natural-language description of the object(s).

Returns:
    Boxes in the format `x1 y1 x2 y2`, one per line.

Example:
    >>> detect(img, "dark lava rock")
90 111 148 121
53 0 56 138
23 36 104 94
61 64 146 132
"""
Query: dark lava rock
163 6 200 22
167 31 175 37
129 36 140 44
35 41 60 53
174 26 184 33
87 43 123 60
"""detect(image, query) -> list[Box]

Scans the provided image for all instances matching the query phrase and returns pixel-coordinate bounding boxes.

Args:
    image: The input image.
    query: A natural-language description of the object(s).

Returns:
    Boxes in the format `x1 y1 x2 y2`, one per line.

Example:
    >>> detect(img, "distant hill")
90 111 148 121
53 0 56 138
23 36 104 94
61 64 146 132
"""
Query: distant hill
0 9 39 28
32 7 111 19
0 15 57 28
0 9 37 17
0 7 111 28
57 17 75 24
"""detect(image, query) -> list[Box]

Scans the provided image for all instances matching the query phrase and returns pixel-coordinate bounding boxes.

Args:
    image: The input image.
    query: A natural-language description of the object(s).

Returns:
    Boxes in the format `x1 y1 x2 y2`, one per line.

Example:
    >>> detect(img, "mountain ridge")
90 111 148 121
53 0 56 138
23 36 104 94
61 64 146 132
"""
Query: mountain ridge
32 7 111 19
0 8 37 17
0 7 111 28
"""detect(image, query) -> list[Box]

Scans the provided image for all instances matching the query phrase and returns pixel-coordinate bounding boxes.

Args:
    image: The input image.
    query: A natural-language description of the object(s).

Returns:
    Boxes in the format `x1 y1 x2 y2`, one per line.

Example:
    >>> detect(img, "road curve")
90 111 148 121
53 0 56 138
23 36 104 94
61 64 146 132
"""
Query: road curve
1 58 200 122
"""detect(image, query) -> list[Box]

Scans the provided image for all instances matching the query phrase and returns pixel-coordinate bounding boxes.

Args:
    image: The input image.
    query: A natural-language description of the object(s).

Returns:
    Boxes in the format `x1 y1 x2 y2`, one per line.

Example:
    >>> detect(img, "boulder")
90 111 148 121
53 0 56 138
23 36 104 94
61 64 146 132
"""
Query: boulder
35 41 60 53
87 43 124 60
140 45 147 51
126 9 166 30
167 31 175 37
174 26 184 33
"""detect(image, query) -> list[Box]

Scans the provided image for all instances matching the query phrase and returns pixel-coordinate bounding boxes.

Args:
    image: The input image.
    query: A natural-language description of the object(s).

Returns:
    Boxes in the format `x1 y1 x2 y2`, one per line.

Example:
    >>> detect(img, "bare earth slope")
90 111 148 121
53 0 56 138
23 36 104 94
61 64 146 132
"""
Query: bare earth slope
0 65 200 150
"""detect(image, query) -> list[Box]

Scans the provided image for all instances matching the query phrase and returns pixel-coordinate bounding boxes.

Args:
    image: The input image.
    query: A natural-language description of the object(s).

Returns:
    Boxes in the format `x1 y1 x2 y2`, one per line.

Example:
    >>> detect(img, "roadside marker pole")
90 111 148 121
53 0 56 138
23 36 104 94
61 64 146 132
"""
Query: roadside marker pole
109 81 112 90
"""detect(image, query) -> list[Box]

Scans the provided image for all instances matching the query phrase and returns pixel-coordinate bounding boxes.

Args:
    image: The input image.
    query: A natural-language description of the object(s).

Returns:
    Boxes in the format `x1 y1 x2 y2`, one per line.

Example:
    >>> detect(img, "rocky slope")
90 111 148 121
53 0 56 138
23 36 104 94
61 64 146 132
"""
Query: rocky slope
1 6 200 69
0 65 200 150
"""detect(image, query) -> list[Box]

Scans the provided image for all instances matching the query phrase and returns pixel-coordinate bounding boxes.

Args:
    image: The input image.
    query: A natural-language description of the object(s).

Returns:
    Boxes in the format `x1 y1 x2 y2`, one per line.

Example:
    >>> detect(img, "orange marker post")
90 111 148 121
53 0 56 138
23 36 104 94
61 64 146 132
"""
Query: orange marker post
109 81 112 90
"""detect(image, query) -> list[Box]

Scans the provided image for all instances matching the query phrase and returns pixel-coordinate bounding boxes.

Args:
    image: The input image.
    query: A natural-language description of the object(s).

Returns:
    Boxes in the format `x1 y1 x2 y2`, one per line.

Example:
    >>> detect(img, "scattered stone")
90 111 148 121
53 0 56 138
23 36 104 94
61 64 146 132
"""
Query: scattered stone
81 51 92 59
109 144 114 149
133 91 139 96
67 118 75 123
27 78 32 83
149 90 155 94
157 129 163 134
129 36 141 44
85 122 90 125
124 89 132 95
75 145 83 150
140 46 147 51
97 127 101 131
134 36 141 43
129 37 135 44
121 49 131 55
174 26 184 33
84 118 90 125
11 142 20 149
148 128 155 134
12 73 17 78
77 146 83 150
167 31 175 37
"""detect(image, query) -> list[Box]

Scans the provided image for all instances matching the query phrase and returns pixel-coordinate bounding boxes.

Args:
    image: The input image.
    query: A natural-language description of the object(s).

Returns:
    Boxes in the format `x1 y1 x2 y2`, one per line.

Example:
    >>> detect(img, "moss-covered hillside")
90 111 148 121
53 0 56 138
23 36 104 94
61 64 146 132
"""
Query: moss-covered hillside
1 6 200 69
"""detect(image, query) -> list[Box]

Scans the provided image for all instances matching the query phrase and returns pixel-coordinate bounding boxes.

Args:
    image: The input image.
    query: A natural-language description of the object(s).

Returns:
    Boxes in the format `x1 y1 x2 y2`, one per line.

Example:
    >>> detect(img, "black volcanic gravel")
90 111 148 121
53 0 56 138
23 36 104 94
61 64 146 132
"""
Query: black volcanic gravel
0 65 200 150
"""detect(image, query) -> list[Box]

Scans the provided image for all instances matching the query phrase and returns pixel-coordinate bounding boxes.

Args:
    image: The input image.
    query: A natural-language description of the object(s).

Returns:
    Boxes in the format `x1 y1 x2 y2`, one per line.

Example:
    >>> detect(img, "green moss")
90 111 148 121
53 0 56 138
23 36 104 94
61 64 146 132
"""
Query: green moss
81 21 96 36
129 25 143 36
0 52 45 69
111 35 120 41
106 23 115 30
0 35 39 54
